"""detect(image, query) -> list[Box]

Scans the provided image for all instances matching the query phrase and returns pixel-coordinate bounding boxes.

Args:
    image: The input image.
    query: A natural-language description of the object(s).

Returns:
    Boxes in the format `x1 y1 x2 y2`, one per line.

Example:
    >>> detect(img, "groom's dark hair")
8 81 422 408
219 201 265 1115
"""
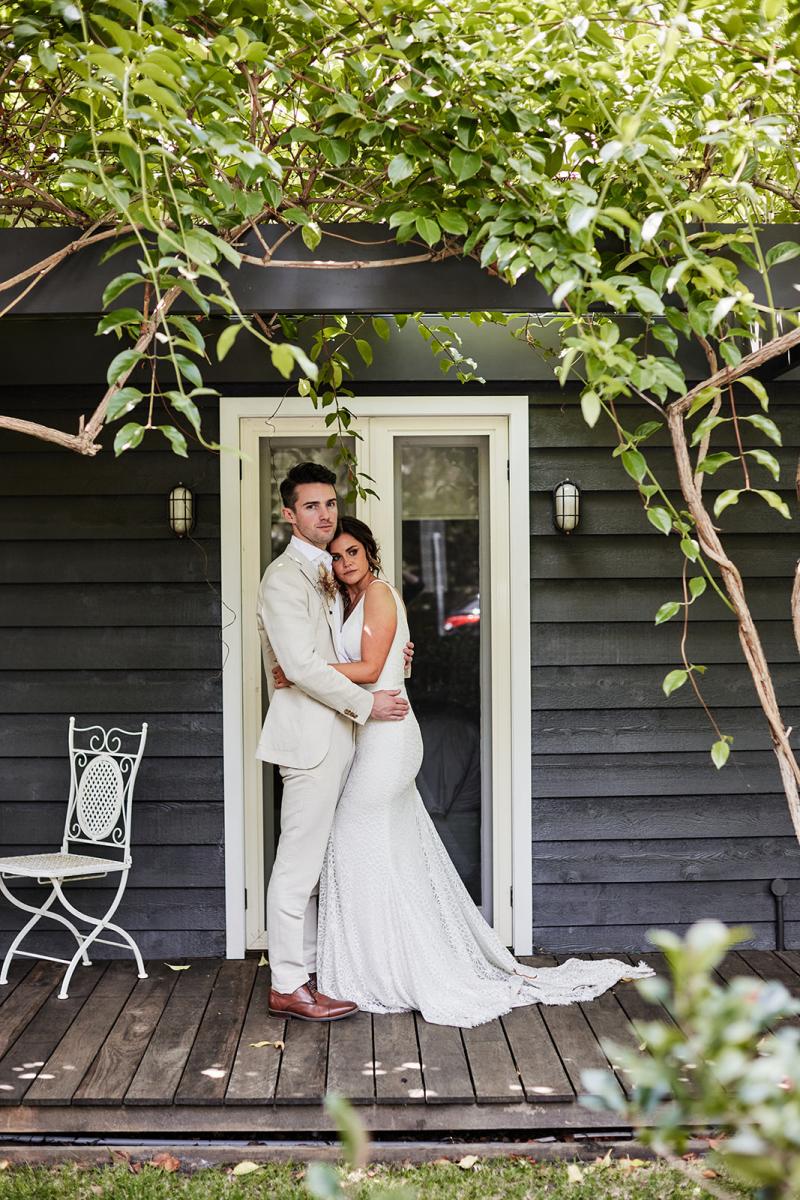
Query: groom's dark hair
280 461 337 510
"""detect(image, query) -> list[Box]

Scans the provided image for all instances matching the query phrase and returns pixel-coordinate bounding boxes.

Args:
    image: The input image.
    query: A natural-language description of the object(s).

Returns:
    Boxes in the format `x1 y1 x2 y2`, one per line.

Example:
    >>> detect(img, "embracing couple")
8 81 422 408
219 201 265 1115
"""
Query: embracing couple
256 461 652 1029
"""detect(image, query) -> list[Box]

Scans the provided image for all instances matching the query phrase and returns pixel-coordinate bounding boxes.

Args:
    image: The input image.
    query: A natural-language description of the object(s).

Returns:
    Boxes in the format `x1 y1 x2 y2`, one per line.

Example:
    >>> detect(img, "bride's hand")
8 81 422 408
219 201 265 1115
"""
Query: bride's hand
272 664 292 689
402 640 414 669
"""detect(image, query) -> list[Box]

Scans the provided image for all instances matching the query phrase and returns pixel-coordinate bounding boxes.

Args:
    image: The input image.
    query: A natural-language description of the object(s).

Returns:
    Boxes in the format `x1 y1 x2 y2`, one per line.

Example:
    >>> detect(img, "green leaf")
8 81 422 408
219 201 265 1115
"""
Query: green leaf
105 386 143 422
647 506 672 535
711 739 730 769
106 348 143 386
271 342 295 379
689 576 707 600
158 424 188 457
102 273 144 309
174 354 203 389
165 391 202 436
713 489 742 517
765 240 800 268
301 222 322 251
662 669 688 697
690 413 727 446
449 147 482 182
709 296 737 331
580 390 601 428
621 448 647 482
741 413 782 445
113 422 145 456
737 375 769 411
96 308 141 335
415 215 441 246
746 447 780 481
655 601 681 625
754 489 792 519
217 323 241 361
387 153 414 183
696 451 736 475
355 338 373 366
438 211 469 236
680 537 699 561
566 204 597 235
371 317 390 341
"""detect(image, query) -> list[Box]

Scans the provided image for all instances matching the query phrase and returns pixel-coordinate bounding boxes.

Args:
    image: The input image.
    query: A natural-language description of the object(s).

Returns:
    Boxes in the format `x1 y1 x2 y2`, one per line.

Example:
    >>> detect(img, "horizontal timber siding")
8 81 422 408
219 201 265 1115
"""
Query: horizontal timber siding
530 386 800 951
0 385 224 961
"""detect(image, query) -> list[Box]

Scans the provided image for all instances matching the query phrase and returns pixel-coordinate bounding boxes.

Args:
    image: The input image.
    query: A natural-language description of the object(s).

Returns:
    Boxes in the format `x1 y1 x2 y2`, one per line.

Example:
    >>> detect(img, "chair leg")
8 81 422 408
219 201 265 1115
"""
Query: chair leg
0 875 92 986
52 873 147 999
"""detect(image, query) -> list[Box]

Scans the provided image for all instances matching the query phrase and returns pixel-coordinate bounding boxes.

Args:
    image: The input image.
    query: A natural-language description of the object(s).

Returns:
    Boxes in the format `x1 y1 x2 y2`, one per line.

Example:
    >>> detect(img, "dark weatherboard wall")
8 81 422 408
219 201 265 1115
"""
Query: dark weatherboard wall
0 323 798 956
530 385 800 951
0 384 225 959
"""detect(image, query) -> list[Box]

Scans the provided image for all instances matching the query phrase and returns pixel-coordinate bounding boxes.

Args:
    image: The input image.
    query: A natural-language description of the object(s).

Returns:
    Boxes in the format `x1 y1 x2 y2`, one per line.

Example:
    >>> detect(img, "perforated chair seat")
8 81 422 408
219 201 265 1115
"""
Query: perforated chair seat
0 853 125 879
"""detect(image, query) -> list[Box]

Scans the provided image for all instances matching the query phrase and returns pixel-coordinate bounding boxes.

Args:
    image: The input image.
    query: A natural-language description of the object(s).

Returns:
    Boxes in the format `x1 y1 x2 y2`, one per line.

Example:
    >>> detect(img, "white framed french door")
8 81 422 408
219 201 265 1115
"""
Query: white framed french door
220 396 532 957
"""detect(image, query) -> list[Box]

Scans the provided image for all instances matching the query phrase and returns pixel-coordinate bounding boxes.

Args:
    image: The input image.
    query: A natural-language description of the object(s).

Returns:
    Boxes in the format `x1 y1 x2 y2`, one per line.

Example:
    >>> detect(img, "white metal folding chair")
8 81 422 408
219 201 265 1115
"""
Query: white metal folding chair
0 718 148 999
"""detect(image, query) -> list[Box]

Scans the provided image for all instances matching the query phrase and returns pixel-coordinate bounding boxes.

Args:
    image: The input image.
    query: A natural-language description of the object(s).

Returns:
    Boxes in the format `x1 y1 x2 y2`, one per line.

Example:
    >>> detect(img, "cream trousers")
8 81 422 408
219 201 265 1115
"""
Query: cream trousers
266 714 356 994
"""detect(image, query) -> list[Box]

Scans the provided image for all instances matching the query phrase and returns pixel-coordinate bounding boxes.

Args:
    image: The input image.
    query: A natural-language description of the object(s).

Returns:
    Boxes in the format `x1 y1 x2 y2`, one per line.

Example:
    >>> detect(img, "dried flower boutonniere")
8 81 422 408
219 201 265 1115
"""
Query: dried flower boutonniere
317 562 338 603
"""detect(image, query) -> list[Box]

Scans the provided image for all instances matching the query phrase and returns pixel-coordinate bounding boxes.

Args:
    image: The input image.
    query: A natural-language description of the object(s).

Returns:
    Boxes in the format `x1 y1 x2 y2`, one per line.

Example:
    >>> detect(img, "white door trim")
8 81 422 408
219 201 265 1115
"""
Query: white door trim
220 394 532 957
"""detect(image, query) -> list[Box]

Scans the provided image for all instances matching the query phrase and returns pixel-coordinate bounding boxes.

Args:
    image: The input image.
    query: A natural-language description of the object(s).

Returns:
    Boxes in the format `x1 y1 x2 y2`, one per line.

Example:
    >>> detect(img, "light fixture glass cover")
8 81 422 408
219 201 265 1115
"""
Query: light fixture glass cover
168 483 195 537
553 479 580 533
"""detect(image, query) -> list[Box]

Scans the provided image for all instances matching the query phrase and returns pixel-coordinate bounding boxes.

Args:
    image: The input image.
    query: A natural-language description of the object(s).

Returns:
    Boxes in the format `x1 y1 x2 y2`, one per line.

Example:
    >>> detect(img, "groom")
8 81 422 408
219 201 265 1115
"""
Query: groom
256 461 410 1022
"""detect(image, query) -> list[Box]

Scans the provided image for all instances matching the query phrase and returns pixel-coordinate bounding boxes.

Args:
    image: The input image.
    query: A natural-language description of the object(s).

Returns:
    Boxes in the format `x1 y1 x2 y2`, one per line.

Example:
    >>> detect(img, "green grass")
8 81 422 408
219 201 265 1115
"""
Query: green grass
0 1159 745 1200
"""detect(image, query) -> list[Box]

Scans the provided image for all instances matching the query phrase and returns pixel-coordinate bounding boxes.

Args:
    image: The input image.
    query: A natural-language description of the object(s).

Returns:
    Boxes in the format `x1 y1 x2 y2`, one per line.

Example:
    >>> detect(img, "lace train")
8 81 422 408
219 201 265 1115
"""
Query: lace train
317 583 654 1027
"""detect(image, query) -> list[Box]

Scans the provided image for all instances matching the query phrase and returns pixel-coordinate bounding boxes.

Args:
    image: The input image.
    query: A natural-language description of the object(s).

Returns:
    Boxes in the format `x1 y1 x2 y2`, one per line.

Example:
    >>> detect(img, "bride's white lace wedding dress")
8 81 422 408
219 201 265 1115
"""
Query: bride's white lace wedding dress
317 580 653 1027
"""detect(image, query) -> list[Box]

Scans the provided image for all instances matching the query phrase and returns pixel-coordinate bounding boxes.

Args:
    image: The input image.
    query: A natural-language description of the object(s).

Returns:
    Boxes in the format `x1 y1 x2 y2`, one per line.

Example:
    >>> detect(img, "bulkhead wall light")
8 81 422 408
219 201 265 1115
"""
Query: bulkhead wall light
553 479 580 534
168 483 195 537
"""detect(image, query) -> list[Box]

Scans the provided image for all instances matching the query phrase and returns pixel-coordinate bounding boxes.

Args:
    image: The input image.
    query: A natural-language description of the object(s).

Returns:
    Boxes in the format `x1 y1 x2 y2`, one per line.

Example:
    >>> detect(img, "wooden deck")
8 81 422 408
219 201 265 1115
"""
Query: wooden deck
1 950 797 1137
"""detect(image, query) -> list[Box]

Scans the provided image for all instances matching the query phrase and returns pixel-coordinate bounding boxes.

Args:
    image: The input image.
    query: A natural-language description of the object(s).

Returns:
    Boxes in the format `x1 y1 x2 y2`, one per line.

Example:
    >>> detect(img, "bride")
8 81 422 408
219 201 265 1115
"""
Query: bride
276 515 653 1028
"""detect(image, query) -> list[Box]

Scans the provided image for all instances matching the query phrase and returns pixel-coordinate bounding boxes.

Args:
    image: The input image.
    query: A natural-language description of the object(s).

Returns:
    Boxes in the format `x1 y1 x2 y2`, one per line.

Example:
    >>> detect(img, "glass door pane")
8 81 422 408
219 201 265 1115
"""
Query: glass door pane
258 438 355 895
394 438 490 914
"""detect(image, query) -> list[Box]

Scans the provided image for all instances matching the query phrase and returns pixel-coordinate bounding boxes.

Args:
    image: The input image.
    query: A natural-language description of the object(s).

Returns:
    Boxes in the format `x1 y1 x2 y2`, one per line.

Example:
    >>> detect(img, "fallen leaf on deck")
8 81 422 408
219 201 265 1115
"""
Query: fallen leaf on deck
232 1161 260 1176
258 954 269 967
593 1149 613 1168
0 1160 10 1171
566 1163 584 1183
702 1169 719 1179
165 963 191 971
458 1155 479 1170
249 1040 285 1050
148 1153 180 1173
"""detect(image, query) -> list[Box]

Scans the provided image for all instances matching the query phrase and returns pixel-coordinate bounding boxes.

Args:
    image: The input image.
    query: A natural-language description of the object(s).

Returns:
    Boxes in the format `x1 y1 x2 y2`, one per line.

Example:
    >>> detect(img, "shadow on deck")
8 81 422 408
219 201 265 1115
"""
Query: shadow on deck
0 950 797 1136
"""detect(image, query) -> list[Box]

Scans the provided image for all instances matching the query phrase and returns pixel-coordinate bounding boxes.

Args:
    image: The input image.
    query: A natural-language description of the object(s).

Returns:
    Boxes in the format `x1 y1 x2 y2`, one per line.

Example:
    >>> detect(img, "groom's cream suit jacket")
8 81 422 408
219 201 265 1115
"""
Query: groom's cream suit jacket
256 543 373 769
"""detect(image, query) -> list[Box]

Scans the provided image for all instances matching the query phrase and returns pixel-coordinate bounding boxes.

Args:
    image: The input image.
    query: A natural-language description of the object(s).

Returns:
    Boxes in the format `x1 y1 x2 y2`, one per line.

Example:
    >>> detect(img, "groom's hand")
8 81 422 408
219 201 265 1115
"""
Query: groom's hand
402 640 414 671
370 689 410 721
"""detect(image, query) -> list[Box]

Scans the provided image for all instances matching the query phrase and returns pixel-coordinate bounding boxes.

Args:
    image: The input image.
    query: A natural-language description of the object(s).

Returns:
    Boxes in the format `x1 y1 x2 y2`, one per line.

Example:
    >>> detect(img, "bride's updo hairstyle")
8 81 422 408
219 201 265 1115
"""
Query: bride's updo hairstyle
335 515 382 576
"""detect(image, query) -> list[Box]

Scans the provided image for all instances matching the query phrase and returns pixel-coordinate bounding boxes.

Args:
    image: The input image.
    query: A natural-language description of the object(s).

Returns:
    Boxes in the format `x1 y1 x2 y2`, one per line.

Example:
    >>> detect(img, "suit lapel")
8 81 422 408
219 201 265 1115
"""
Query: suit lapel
284 546 339 642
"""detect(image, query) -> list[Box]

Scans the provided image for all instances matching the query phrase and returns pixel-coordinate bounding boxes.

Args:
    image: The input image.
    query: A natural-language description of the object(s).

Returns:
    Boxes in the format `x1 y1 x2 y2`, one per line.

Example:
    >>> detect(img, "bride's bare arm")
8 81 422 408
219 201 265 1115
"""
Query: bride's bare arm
331 583 397 684
271 583 405 689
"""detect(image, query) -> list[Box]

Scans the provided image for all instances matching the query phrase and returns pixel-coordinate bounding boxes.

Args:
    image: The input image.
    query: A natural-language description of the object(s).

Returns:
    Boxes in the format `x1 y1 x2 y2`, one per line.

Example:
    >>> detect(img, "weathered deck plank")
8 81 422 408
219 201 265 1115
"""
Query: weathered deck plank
0 963 103 1105
25 962 139 1105
175 960 257 1106
126 960 221 1106
373 1012 424 1104
415 1018 474 1104
226 967 285 1106
275 1019 329 1105
326 1011 375 1105
501 1006 574 1104
74 963 178 1106
0 962 63 1060
461 1018 523 1104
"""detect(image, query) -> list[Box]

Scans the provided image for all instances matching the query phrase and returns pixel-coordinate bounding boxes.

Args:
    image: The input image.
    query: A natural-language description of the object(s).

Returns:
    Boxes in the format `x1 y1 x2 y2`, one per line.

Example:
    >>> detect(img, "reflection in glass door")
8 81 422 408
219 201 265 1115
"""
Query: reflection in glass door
394 439 491 917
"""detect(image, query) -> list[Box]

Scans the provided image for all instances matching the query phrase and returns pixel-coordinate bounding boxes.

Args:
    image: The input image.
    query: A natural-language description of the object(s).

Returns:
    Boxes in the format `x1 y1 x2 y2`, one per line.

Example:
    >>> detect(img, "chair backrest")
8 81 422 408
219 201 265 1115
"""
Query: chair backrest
62 718 148 865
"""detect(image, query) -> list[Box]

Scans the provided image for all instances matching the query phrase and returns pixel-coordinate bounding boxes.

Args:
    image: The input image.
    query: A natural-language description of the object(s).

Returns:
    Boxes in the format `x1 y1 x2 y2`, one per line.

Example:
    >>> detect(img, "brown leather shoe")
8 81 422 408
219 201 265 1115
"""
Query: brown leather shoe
268 982 357 1022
